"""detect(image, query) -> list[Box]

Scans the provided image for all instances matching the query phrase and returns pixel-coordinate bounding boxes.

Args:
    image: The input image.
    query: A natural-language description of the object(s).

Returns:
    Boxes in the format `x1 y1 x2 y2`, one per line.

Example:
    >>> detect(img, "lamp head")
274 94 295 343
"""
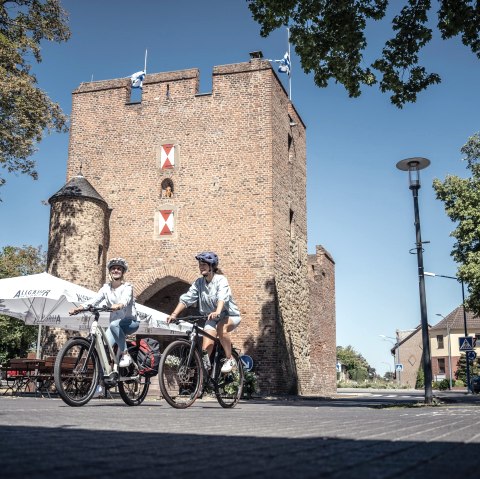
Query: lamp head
396 157 430 189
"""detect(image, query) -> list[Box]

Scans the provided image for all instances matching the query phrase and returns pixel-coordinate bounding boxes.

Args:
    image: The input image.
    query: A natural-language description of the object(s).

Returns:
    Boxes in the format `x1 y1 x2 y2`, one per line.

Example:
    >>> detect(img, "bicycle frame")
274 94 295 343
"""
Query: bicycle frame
75 308 132 385
181 317 229 381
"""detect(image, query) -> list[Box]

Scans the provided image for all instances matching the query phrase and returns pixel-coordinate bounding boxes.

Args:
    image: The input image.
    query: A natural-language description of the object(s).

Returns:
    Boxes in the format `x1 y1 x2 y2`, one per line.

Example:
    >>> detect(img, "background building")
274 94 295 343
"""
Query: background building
46 58 336 396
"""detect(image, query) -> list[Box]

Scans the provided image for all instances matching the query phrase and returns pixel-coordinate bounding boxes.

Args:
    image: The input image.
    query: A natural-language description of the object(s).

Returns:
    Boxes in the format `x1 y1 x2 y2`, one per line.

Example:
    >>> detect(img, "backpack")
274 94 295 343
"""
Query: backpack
134 338 161 377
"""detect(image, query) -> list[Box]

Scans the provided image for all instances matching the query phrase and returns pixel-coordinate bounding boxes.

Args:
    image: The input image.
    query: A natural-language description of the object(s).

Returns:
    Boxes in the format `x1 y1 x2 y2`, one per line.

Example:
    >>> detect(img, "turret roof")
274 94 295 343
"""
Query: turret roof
48 174 106 205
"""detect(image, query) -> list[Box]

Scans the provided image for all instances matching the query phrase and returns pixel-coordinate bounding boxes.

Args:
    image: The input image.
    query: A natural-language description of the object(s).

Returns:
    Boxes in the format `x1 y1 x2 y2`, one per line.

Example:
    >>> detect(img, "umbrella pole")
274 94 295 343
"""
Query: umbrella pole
36 325 42 359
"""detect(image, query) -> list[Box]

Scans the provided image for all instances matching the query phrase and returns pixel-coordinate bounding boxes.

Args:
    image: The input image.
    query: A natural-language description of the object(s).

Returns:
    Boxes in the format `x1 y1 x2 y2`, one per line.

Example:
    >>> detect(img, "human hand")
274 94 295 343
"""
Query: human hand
167 313 177 324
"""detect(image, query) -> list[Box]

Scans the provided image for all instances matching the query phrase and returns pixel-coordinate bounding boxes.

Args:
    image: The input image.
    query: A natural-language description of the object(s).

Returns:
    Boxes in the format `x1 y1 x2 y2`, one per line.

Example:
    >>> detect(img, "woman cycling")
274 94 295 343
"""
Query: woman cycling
167 251 241 373
69 257 139 368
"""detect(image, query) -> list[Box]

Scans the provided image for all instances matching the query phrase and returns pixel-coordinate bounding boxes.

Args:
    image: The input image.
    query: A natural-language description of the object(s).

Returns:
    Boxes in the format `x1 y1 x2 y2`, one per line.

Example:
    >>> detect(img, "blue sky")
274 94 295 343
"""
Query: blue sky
1 1 479 376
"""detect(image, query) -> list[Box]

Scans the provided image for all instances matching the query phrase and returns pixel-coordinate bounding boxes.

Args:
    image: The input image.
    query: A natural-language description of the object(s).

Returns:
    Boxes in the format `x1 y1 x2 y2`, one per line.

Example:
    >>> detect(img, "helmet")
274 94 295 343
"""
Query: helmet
195 251 219 268
107 257 128 272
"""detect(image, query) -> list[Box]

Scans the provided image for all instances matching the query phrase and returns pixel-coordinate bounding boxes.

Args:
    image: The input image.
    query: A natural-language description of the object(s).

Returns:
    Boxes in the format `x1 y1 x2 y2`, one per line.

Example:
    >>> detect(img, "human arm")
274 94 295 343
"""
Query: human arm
207 300 224 320
111 283 133 311
68 287 106 315
167 302 187 323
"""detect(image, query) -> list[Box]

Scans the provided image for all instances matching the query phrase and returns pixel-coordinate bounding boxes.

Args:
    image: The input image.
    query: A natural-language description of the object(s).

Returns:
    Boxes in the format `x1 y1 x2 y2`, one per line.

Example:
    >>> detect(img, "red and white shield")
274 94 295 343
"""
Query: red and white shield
159 210 174 235
160 144 175 169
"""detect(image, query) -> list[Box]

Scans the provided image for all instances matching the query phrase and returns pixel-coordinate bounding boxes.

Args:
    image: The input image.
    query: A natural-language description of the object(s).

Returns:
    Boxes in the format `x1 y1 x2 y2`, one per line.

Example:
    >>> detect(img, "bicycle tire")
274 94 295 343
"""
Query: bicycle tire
215 349 244 408
118 375 150 406
54 337 100 407
159 339 203 409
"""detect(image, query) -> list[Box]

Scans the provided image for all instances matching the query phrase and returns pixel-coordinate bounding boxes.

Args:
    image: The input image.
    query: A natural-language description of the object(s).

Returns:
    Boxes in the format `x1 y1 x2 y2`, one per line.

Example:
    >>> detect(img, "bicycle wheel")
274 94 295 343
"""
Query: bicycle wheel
118 375 150 406
54 337 100 407
159 340 203 409
215 349 244 408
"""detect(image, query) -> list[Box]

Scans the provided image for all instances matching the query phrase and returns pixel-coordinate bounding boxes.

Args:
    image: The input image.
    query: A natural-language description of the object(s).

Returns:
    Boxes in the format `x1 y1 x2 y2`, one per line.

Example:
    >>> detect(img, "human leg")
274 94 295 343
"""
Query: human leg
218 317 241 373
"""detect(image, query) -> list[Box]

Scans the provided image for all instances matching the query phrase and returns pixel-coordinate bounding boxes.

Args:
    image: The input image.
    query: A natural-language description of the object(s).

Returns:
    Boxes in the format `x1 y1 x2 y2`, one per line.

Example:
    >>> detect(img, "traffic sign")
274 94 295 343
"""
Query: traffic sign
459 337 475 351
240 355 254 371
395 363 403 372
467 350 477 361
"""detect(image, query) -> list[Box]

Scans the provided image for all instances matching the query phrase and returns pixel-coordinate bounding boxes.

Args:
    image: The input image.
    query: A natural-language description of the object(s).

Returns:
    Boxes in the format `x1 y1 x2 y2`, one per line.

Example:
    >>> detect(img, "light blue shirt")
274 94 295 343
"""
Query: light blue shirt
180 274 240 317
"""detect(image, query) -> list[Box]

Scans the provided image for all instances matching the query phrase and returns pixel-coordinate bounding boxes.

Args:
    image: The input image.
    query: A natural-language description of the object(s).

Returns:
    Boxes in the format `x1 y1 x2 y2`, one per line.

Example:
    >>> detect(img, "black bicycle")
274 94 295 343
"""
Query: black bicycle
158 315 244 409
54 306 150 407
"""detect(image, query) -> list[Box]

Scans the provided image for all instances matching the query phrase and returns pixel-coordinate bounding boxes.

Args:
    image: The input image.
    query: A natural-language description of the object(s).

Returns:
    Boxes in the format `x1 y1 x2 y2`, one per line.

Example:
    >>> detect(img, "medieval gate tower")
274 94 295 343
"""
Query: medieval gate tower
47 57 336 395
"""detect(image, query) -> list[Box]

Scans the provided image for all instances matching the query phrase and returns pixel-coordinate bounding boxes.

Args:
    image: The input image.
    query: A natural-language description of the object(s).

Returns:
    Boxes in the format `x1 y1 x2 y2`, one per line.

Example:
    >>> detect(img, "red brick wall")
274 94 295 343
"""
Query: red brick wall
49 59 336 395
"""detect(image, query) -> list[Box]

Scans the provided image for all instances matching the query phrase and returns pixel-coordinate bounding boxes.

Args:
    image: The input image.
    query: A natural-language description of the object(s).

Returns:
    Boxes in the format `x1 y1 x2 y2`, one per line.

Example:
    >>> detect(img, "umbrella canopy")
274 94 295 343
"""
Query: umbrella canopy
0 272 188 336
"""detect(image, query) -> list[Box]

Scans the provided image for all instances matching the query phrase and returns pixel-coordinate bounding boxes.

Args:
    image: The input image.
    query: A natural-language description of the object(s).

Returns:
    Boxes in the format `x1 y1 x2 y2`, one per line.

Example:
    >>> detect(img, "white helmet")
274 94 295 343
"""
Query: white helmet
107 257 128 272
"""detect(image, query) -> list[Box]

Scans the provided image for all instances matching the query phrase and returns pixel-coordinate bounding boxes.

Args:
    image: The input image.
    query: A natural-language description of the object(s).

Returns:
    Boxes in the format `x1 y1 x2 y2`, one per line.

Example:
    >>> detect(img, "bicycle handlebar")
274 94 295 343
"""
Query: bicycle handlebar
70 305 114 315
170 315 207 325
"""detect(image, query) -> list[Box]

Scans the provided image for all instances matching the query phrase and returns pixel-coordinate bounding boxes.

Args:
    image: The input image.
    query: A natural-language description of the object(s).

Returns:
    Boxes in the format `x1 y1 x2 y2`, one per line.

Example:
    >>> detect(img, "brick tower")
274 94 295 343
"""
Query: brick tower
47 58 336 395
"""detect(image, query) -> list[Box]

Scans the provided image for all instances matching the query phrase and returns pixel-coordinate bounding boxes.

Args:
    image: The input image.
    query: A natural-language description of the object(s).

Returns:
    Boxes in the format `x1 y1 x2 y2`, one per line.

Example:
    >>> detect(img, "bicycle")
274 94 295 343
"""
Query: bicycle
54 305 150 407
158 315 244 409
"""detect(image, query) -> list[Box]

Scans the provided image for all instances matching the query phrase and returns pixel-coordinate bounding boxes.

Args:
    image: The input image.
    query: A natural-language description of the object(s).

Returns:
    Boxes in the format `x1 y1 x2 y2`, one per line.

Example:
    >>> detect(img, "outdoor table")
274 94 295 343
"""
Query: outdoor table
8 358 49 397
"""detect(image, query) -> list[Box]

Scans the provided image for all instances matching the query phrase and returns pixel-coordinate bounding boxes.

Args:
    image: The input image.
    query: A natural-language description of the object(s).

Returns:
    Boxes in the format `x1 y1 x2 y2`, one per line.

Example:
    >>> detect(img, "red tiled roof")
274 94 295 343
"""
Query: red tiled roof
430 305 480 331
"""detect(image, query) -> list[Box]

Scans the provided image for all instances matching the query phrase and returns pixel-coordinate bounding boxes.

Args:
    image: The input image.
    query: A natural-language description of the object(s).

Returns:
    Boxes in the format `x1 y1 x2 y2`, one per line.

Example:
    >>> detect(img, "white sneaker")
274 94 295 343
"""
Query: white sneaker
221 357 236 374
119 353 132 368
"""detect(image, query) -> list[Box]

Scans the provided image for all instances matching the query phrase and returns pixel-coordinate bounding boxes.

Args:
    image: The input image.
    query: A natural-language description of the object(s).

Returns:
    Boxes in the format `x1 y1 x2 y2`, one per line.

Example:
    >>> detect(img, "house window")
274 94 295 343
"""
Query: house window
438 358 446 374
436 335 444 349
475 334 480 348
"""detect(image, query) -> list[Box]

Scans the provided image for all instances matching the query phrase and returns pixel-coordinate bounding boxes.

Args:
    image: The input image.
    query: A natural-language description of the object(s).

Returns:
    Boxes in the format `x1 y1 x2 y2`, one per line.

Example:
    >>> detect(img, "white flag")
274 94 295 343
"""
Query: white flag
275 52 291 76
130 70 145 88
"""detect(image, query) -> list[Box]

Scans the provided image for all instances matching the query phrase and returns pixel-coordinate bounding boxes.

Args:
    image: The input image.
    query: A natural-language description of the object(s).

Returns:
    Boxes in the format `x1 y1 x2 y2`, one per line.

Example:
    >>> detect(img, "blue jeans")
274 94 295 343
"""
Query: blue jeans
106 317 140 353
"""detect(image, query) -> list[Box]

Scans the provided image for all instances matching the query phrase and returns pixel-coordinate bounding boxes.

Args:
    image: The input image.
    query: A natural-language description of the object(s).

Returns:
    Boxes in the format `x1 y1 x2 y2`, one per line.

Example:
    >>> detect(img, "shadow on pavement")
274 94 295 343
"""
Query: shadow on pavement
0 424 478 479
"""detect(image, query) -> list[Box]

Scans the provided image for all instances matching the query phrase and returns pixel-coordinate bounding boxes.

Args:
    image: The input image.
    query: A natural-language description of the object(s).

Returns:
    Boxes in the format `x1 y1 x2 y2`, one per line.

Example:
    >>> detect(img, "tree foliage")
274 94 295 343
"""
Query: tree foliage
0 0 70 197
247 0 480 108
336 345 373 381
0 245 46 364
454 353 479 383
433 132 480 315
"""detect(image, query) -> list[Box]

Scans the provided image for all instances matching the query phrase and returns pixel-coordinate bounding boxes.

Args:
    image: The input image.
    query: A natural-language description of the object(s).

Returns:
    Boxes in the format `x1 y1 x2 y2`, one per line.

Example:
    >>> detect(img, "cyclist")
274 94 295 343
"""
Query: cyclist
167 251 241 373
69 257 139 368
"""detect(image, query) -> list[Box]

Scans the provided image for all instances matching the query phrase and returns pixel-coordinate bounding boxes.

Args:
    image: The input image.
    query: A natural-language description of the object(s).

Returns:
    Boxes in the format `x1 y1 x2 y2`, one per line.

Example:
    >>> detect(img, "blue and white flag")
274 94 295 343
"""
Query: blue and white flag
130 70 145 88
275 52 291 76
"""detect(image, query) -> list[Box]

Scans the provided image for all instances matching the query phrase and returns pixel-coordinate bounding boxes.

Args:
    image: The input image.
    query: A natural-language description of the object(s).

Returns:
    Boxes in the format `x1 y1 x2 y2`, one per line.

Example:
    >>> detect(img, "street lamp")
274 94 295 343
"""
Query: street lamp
396 157 433 404
436 313 453 389
426 271 472 393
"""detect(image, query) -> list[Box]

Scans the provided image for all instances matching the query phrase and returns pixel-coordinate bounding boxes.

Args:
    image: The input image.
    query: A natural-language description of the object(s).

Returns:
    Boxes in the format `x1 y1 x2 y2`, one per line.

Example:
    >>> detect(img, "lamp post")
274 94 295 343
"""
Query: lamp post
380 334 400 385
396 157 433 404
436 313 453 389
426 272 472 393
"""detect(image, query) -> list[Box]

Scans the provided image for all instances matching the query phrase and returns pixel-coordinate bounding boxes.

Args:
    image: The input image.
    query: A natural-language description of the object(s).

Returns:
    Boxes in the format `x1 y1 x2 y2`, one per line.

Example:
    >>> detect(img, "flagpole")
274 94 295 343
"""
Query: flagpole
287 27 291 100
144 49 148 74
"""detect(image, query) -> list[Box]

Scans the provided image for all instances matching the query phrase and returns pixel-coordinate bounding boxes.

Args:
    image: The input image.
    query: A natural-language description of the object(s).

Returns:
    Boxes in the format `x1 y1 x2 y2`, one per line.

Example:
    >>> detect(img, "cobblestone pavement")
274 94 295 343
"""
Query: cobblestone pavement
1 395 480 478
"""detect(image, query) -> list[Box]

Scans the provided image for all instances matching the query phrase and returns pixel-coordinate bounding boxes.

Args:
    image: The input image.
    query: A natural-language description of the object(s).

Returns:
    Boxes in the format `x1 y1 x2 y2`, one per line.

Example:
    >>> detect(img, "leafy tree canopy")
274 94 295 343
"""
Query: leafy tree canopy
433 132 480 314
0 245 46 363
247 0 480 108
337 345 373 381
0 0 70 197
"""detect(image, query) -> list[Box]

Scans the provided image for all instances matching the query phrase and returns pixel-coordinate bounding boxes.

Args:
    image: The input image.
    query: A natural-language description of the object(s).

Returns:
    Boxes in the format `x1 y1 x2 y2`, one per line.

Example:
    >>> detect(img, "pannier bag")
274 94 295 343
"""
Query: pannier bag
133 338 161 377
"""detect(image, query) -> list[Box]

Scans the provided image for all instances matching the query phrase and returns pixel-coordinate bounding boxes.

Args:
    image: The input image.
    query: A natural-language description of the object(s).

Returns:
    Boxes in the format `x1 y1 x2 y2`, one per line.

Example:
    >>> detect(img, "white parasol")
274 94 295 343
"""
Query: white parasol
0 272 188 357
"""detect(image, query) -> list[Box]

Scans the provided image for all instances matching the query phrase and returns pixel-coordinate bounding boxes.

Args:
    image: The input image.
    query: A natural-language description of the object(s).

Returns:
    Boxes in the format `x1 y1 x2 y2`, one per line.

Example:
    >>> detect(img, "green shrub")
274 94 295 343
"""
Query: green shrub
242 371 258 399
438 379 450 390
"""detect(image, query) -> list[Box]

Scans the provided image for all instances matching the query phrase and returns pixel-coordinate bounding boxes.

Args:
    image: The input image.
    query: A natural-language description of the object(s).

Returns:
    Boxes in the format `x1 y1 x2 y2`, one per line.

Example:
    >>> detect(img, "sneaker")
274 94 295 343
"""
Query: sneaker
221 357 236 374
119 353 132 368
